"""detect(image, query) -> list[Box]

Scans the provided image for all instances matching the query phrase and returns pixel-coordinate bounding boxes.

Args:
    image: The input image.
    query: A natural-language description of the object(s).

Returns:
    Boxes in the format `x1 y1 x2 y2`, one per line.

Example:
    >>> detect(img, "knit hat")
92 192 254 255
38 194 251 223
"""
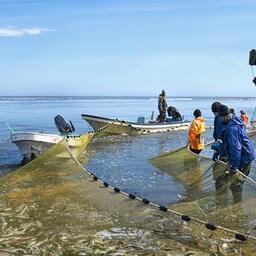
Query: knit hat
218 104 230 117
211 101 221 113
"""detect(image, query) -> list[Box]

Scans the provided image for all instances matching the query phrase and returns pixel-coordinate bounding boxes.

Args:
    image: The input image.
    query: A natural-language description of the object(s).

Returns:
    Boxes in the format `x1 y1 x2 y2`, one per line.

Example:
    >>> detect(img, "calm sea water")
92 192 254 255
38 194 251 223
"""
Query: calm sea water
0 96 256 205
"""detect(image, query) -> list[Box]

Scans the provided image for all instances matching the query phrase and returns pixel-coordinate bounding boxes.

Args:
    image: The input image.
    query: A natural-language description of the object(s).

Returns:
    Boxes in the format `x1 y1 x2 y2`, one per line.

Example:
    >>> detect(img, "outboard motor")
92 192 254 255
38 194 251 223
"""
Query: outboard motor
54 115 75 134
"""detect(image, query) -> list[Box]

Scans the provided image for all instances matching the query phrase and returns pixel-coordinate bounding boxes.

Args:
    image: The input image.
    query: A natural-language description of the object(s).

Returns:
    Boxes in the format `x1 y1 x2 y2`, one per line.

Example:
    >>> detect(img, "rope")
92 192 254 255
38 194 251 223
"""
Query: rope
188 146 256 188
187 162 215 188
5 123 14 134
250 107 256 125
237 170 256 185
216 159 256 187
251 66 255 78
64 140 256 243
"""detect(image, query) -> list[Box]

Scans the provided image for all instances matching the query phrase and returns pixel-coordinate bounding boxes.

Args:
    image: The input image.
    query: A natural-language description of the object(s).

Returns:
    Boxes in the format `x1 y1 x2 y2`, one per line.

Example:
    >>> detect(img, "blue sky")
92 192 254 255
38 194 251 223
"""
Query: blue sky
0 0 256 96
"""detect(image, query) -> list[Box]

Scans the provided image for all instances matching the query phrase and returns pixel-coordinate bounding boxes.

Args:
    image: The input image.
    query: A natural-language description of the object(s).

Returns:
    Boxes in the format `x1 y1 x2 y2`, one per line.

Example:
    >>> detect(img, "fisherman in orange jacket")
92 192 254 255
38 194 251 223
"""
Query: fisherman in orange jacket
188 109 206 154
240 110 249 125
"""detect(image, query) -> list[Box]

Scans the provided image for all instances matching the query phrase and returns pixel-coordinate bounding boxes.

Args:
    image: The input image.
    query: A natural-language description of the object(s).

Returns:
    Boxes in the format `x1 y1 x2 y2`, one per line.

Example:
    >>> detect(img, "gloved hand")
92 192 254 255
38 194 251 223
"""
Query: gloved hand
219 156 227 163
212 151 219 161
211 139 223 151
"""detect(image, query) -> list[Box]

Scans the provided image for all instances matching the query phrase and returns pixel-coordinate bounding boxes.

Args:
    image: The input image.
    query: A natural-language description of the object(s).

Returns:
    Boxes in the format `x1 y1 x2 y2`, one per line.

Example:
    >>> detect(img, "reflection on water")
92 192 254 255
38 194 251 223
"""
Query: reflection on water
86 132 189 206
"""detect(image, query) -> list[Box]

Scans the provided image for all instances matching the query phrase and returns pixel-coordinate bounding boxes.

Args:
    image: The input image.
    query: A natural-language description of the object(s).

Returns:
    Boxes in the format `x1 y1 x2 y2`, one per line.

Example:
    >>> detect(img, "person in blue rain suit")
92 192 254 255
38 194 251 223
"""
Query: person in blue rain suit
218 104 255 202
211 101 226 161
212 101 222 141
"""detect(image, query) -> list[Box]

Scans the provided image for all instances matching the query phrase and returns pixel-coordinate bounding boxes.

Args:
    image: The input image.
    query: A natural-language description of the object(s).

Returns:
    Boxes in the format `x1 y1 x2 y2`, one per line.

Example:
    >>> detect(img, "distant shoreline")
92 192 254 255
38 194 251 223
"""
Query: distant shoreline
1 96 256 99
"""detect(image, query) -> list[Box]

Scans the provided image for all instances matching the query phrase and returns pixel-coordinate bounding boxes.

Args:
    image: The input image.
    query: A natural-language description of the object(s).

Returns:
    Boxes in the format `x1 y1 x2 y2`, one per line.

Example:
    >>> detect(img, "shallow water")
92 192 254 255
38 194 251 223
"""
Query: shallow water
1 96 256 255
1 96 255 165
86 131 213 206
0 140 255 255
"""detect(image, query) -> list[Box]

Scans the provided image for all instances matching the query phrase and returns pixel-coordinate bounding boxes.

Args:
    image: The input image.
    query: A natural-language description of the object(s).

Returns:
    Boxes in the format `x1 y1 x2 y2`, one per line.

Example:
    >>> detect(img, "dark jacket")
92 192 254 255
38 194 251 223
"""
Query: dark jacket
213 114 226 159
158 94 167 113
221 116 254 170
213 114 223 141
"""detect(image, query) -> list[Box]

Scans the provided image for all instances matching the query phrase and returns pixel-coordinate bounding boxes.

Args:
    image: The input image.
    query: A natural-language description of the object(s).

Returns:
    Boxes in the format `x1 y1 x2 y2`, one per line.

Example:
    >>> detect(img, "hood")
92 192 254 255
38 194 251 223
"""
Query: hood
223 116 244 130
195 117 205 122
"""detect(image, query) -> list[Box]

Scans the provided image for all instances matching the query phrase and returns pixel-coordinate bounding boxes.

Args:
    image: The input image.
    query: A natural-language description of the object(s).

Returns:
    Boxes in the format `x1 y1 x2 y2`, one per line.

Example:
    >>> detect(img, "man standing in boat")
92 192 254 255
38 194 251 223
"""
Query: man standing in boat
158 90 167 122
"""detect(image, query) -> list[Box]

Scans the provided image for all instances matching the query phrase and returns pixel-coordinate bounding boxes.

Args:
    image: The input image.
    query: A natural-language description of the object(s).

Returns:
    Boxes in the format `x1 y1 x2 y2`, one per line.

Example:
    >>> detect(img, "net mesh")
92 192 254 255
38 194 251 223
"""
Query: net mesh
0 133 256 255
90 122 141 136
150 136 256 246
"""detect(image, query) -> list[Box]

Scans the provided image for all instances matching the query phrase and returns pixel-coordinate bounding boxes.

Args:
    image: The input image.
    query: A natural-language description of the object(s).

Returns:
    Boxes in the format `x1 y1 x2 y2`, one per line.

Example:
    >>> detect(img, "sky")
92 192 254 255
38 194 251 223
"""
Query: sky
0 0 256 97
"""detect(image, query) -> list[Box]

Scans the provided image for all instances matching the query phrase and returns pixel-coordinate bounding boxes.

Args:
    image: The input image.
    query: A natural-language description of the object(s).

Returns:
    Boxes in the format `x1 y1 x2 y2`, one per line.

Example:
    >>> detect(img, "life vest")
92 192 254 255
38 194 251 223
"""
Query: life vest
188 117 206 150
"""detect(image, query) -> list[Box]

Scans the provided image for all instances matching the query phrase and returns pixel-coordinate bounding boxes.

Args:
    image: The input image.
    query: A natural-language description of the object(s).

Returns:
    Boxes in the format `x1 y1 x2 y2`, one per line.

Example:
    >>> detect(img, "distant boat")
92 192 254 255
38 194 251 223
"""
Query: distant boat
11 115 94 165
81 114 190 135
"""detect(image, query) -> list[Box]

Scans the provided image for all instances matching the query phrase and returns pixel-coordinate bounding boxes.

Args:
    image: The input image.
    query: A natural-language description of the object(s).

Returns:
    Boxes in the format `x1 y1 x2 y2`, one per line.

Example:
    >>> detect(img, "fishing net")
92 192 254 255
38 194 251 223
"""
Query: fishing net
94 122 142 137
0 140 154 255
150 135 256 252
64 132 94 158
0 132 256 255
0 140 197 255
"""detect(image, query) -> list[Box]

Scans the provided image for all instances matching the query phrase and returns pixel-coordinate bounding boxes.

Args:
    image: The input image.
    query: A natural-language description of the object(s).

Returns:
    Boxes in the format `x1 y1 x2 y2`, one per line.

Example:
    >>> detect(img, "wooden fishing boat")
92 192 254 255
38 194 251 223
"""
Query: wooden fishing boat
81 114 190 135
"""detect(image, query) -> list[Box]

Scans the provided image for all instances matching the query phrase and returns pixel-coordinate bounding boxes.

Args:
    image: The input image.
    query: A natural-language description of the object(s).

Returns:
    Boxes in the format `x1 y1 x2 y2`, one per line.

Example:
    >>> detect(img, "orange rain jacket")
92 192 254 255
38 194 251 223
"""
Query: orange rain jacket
188 117 206 150
240 114 249 125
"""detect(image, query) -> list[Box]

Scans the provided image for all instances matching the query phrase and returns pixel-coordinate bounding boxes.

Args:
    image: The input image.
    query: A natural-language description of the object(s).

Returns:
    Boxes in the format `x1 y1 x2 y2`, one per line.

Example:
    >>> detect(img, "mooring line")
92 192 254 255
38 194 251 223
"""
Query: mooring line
65 141 256 243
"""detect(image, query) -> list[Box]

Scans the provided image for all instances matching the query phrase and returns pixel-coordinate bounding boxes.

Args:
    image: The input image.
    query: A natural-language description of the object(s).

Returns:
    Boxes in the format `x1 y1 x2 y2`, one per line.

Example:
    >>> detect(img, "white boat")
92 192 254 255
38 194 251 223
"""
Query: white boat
81 114 190 135
11 115 94 165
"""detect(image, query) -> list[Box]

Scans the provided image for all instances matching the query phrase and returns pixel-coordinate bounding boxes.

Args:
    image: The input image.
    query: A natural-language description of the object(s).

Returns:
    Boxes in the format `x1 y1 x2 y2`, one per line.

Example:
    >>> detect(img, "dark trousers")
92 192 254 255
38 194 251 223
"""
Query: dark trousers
190 148 202 154
215 162 252 203
229 162 252 191
158 111 166 123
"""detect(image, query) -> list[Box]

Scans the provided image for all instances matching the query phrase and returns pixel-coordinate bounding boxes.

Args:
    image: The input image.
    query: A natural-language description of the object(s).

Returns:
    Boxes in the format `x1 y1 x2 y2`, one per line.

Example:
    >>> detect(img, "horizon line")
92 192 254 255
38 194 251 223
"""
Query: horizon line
1 95 256 98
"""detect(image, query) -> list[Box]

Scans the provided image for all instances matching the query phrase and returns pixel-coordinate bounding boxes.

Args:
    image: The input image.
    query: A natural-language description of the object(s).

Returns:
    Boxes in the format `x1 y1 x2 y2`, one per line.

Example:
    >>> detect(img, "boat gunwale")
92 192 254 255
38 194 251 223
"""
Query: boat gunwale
81 114 190 128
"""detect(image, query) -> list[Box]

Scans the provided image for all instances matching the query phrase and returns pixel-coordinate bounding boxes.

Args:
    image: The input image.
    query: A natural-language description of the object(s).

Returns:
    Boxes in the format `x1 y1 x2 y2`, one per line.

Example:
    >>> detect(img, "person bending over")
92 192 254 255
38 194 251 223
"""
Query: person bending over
218 104 254 201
